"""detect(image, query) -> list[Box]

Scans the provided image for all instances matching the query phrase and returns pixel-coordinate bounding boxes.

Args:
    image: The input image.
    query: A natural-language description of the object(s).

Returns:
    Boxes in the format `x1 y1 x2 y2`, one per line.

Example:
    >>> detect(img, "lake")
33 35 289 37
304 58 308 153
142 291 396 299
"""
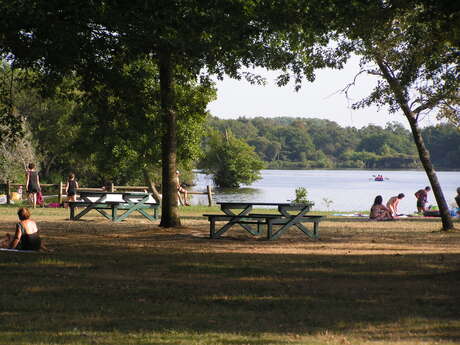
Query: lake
192 170 460 214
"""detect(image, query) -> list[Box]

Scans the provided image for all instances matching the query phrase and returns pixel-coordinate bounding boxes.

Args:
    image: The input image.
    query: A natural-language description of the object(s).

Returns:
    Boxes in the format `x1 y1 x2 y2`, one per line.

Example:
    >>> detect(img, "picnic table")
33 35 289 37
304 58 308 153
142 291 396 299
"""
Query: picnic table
204 202 323 240
69 191 160 222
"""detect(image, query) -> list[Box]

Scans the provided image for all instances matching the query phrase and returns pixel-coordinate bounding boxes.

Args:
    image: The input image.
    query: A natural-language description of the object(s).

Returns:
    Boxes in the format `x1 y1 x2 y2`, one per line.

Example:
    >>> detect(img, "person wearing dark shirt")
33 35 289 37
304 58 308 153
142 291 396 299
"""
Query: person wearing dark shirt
1 208 42 250
415 186 431 213
66 173 79 204
25 163 41 208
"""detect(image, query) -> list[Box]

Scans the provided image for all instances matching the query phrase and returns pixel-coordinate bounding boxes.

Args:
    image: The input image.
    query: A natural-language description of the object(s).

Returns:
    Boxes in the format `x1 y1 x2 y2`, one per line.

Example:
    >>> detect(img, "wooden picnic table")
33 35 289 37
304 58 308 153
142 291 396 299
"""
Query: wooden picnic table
204 202 323 240
69 191 160 222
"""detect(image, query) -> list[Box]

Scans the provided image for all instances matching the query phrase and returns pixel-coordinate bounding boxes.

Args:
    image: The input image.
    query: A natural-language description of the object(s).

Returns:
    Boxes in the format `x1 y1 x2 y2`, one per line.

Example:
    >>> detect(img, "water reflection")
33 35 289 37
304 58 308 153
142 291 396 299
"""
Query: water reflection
214 188 262 203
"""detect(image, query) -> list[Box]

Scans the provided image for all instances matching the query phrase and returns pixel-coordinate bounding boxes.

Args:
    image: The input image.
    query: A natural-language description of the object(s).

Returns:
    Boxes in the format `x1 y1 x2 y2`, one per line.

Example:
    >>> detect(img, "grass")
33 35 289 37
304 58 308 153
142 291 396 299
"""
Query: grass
0 206 460 345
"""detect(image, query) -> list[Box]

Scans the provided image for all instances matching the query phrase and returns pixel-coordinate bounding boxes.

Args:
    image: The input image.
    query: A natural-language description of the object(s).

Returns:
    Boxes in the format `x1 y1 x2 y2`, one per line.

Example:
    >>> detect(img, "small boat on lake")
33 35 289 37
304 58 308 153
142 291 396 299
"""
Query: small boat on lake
371 174 388 181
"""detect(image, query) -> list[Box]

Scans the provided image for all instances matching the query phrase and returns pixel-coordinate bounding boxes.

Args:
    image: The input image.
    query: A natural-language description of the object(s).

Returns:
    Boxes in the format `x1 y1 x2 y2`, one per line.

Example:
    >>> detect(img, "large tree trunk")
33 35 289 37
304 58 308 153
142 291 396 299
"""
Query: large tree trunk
406 117 453 230
158 49 181 227
375 58 453 230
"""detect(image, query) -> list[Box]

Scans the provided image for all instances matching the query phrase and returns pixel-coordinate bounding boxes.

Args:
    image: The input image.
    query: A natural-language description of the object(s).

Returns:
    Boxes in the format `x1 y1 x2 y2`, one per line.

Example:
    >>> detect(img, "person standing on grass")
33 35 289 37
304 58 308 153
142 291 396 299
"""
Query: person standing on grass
415 186 431 213
386 193 405 217
25 163 41 208
455 187 460 208
66 173 79 205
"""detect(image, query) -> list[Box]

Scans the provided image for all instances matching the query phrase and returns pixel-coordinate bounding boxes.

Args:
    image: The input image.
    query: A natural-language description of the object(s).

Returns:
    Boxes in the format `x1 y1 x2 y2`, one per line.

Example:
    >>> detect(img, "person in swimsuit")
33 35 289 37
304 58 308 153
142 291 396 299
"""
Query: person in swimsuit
386 193 405 217
176 170 190 206
65 173 79 205
25 163 41 208
1 208 42 250
370 195 393 220
415 186 431 213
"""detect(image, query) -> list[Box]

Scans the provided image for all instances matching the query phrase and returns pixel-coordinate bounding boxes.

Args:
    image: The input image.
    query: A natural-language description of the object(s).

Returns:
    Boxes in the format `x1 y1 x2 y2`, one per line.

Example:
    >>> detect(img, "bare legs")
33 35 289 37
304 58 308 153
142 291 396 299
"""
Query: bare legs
28 192 37 208
177 187 190 206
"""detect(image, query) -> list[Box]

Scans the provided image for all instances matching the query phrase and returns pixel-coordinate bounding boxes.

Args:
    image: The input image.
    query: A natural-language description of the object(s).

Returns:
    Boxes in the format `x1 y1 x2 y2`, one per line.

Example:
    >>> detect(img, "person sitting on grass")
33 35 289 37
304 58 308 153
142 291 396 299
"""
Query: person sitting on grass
176 170 190 206
1 207 44 251
370 195 394 221
386 193 405 217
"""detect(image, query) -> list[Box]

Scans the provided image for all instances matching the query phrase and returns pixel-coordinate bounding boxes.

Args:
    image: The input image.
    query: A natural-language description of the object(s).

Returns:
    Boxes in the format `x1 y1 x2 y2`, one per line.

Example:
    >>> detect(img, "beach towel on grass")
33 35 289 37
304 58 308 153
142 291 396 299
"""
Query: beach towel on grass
332 213 367 217
0 248 38 253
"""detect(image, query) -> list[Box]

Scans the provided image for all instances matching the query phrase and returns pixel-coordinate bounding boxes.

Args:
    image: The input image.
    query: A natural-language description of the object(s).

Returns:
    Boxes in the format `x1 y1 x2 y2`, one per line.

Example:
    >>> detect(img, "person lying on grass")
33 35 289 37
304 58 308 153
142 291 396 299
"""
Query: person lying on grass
370 195 394 221
1 207 48 251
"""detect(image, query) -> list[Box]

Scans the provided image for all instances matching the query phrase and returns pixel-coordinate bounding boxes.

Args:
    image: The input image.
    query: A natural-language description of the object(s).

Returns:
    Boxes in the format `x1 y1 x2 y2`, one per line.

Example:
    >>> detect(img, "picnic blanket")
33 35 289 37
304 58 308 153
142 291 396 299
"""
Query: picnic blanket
332 213 367 217
0 248 38 253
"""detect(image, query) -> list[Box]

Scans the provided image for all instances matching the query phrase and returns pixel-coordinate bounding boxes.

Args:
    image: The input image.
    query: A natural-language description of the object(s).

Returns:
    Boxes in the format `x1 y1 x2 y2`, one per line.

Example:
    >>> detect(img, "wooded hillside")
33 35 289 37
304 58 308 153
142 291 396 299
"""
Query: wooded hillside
204 116 460 170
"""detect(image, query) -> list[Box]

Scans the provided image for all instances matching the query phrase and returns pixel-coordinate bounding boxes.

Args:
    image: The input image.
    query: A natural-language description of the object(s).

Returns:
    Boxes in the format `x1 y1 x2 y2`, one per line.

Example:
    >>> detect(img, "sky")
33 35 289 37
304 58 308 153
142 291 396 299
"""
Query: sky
206 55 439 129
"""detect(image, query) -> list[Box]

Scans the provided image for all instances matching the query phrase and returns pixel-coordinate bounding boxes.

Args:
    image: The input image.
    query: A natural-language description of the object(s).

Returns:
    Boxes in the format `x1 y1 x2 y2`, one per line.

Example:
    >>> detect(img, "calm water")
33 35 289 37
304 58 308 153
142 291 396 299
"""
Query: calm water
192 170 460 213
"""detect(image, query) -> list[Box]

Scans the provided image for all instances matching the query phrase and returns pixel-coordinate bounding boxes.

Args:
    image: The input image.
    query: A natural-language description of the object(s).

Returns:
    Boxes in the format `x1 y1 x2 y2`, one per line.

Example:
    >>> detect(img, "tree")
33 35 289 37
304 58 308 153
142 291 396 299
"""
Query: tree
422 124 460 170
100 0 347 226
0 63 38 182
271 126 316 162
72 57 215 187
333 1 459 230
0 125 36 183
0 61 26 142
201 131 265 188
0 1 366 226
1 1 218 226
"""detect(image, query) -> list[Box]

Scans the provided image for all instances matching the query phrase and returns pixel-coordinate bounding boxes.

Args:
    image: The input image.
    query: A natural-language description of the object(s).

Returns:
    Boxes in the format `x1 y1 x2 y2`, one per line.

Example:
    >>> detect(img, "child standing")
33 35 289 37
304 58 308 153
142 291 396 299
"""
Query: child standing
25 163 41 208
66 173 79 203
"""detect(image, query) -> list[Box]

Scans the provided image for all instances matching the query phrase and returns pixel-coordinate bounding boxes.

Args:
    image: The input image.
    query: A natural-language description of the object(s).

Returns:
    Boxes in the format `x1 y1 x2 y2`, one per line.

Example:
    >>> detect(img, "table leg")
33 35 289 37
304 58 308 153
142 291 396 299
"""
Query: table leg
210 218 217 238
115 196 157 222
112 204 117 221
72 205 97 220
220 205 258 235
272 205 314 239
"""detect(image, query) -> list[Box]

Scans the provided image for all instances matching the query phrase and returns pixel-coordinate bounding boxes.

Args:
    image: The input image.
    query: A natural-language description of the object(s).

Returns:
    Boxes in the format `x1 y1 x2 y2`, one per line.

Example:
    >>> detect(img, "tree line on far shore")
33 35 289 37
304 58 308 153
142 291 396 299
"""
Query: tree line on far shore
1 67 458 190
203 116 460 171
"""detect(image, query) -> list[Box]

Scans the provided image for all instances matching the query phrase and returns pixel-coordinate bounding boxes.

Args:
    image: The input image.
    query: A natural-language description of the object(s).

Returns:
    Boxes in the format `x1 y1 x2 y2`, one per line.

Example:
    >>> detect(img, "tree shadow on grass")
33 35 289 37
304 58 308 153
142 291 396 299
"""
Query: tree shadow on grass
1 241 460 344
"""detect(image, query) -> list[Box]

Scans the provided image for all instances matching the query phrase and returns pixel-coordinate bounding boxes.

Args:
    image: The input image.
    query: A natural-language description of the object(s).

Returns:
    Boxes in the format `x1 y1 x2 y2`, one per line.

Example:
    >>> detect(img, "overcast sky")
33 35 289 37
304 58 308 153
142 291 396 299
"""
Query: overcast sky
206 55 439 129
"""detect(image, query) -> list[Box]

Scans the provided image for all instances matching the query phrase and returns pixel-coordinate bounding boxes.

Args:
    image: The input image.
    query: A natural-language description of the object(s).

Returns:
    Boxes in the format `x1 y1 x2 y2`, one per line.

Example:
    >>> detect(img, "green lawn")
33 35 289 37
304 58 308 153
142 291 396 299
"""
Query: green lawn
0 206 459 345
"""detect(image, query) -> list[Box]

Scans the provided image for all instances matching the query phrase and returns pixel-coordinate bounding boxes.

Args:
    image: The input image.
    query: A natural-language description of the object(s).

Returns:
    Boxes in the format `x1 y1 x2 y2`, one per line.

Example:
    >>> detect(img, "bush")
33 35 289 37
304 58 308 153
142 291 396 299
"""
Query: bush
201 131 265 188
294 187 314 208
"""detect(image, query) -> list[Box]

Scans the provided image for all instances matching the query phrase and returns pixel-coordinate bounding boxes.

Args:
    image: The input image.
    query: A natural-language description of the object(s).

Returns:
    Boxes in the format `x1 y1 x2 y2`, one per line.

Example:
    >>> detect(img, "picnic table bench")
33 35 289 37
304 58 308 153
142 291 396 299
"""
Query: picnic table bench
204 202 323 240
69 191 160 222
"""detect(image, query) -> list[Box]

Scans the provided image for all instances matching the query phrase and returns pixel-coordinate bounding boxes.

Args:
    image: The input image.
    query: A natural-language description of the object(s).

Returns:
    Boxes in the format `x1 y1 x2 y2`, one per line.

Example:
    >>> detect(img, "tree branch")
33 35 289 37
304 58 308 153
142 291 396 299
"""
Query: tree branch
413 93 448 114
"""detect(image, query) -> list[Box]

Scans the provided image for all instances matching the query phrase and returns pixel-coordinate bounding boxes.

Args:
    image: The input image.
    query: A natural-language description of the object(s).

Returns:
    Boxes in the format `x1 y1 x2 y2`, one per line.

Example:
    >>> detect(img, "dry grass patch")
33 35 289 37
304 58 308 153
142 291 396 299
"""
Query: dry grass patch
0 206 459 344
